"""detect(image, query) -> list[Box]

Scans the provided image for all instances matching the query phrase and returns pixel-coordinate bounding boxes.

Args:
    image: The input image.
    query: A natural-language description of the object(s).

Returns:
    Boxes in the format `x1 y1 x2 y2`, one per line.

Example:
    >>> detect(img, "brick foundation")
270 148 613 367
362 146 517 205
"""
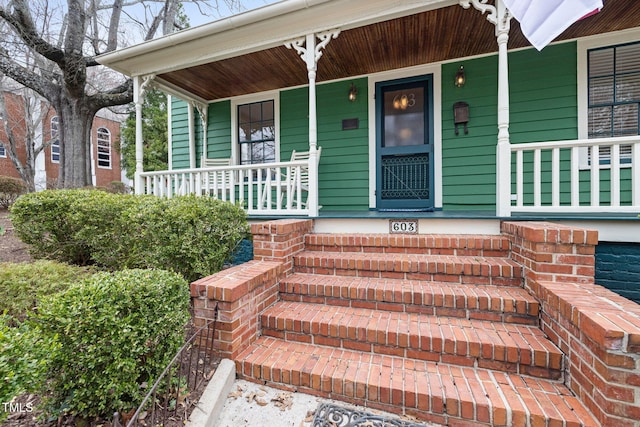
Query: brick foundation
502 221 640 426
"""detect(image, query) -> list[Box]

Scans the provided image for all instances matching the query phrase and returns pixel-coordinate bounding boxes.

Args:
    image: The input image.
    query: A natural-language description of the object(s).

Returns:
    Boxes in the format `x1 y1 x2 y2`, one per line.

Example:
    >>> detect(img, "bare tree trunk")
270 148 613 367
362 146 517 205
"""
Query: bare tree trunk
55 97 96 188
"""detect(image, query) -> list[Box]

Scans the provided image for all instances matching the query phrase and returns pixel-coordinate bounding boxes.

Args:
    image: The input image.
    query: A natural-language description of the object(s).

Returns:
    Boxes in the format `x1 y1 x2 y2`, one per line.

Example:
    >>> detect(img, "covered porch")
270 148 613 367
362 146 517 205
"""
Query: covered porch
97 0 640 218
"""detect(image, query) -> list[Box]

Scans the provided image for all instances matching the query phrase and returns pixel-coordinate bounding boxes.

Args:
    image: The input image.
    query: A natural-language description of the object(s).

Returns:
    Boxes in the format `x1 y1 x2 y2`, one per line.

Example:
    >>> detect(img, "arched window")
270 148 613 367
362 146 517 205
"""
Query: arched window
96 127 111 168
51 116 60 163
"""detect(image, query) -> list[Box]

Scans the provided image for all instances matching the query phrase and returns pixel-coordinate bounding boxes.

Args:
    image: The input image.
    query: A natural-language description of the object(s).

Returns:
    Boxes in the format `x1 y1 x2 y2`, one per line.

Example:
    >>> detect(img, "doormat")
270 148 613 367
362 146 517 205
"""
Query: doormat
312 402 431 427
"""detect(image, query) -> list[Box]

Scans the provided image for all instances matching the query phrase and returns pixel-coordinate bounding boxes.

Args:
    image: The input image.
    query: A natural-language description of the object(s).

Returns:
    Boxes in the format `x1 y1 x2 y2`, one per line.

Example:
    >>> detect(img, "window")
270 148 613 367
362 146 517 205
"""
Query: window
51 116 60 163
0 142 6 158
587 41 640 164
96 127 111 168
238 100 275 165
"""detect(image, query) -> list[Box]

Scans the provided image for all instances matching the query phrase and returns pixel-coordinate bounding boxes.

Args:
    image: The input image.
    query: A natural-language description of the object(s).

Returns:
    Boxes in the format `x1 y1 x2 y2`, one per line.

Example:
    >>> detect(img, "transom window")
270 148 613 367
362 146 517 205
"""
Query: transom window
588 41 640 163
51 116 60 163
238 100 275 165
96 127 111 168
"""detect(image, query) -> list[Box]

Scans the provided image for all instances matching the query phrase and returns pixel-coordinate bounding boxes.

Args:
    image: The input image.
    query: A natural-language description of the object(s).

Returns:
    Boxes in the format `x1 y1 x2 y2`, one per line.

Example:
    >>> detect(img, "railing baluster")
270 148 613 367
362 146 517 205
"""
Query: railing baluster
571 146 580 206
516 150 523 208
534 149 541 207
591 146 600 207
611 144 620 207
552 147 560 207
634 142 640 207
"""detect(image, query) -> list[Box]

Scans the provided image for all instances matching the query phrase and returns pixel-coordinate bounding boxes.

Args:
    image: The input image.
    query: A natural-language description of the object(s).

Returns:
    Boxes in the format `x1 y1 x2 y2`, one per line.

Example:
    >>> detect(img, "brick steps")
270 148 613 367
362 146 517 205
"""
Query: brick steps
280 273 539 325
261 301 563 379
237 337 598 427
294 251 523 286
232 228 601 426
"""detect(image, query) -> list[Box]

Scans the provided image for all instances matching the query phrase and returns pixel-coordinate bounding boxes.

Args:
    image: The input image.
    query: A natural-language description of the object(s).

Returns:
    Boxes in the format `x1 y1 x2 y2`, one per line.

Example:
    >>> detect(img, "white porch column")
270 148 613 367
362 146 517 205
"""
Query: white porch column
194 102 208 163
133 75 154 194
460 0 512 216
187 102 196 169
286 29 340 217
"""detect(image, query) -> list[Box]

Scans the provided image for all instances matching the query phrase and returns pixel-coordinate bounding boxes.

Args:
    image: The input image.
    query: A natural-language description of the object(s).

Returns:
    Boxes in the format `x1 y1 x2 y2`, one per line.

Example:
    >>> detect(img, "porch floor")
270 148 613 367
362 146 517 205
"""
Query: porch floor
249 209 640 221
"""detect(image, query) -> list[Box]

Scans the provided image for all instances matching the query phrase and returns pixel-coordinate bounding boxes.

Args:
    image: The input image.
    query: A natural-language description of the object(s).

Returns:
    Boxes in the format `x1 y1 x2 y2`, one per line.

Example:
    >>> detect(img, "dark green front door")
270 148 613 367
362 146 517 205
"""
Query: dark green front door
376 75 434 210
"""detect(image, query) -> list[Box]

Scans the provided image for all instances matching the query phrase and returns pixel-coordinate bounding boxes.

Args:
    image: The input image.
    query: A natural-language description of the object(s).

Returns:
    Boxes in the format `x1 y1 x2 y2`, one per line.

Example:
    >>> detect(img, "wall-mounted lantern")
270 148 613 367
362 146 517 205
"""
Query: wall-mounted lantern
454 66 466 87
348 83 358 102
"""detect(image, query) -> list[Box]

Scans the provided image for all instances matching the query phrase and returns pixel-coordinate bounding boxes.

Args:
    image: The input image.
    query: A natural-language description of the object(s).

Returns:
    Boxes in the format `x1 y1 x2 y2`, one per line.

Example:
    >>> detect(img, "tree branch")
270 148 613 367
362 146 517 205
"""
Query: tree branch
0 0 66 67
0 49 56 100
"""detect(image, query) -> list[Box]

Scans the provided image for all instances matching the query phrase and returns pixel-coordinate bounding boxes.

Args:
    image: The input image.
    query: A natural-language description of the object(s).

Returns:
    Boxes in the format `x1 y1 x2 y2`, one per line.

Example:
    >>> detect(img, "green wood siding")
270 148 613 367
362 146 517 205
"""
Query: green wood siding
441 42 579 210
171 98 190 169
205 100 232 163
280 77 369 211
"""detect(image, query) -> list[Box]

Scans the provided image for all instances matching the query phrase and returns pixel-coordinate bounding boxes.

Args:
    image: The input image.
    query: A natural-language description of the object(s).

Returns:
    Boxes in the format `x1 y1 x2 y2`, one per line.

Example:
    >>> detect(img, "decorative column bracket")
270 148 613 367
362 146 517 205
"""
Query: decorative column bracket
284 29 341 72
459 0 511 35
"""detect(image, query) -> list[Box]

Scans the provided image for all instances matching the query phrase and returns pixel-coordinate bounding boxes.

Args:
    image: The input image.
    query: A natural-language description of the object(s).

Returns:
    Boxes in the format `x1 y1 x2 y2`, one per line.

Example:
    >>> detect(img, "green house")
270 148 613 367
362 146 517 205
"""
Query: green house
98 0 640 299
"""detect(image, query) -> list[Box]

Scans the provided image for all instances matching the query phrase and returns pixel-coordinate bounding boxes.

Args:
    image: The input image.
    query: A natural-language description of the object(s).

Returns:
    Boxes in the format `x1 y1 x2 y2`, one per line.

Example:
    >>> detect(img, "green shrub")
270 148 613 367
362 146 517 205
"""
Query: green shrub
0 260 93 320
0 176 27 208
32 269 190 418
10 190 99 264
11 190 249 281
0 317 58 415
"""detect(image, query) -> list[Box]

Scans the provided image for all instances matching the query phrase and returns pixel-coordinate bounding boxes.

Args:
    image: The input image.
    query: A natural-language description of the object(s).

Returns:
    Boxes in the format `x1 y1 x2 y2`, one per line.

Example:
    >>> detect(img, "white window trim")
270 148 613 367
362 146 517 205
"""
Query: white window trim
367 63 443 210
0 143 6 158
230 90 280 165
50 116 60 164
96 127 112 169
577 28 640 169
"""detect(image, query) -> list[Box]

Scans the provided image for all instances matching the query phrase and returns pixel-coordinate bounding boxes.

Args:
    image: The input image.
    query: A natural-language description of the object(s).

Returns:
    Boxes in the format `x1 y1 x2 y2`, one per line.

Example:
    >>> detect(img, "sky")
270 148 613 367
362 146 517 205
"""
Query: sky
181 0 279 28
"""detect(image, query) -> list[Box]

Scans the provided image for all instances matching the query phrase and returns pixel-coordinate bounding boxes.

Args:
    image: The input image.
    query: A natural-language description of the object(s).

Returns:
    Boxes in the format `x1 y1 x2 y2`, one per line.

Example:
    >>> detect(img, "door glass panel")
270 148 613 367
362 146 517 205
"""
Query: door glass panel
383 87 425 147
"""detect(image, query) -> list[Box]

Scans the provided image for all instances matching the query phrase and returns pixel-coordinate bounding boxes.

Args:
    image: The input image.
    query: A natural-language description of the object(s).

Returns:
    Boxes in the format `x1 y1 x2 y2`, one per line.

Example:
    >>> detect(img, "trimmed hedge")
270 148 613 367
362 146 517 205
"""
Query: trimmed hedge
0 260 93 320
10 190 249 281
30 269 190 418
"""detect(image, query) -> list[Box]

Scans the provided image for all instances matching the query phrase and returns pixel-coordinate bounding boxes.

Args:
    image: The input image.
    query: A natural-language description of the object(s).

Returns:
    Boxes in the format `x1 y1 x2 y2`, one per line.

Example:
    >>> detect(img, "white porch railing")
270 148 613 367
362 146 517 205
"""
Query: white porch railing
510 136 640 213
139 159 314 216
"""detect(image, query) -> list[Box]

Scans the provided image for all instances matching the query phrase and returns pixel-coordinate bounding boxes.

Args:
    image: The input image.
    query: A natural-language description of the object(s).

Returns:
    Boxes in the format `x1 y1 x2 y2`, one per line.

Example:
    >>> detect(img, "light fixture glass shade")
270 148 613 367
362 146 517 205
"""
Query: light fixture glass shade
348 83 357 102
455 66 465 87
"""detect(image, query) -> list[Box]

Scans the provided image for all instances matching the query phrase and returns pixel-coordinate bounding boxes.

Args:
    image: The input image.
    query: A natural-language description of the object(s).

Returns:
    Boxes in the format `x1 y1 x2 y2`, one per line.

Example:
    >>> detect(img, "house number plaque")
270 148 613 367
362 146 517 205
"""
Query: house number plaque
389 219 418 234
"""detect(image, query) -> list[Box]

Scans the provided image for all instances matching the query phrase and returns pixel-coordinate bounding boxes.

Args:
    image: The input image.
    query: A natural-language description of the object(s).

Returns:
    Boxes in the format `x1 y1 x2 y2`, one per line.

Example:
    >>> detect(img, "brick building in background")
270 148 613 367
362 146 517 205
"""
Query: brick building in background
0 90 124 190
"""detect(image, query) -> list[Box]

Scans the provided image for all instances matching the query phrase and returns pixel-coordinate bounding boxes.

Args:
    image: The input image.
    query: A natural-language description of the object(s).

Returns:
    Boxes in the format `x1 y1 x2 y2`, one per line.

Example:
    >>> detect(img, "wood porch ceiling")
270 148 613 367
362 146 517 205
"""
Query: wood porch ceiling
159 1 640 101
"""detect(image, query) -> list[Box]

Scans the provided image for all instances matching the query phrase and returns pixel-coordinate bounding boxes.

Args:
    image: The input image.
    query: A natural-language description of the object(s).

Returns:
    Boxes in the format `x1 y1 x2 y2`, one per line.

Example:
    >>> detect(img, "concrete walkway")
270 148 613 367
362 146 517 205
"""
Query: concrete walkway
216 379 440 427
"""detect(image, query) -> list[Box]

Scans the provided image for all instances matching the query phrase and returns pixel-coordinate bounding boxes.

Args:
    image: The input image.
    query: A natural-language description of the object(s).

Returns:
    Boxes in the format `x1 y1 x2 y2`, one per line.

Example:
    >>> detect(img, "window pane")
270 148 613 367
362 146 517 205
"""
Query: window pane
383 87 425 147
616 72 640 102
250 103 261 121
589 76 614 105
616 43 640 74
262 101 274 121
589 48 613 77
238 105 250 124
588 106 612 138
613 104 639 136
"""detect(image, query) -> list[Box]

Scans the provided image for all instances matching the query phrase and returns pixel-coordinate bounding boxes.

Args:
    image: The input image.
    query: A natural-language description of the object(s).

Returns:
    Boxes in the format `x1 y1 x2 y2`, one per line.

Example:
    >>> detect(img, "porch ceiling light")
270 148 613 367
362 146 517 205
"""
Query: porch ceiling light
348 83 358 102
455 66 466 87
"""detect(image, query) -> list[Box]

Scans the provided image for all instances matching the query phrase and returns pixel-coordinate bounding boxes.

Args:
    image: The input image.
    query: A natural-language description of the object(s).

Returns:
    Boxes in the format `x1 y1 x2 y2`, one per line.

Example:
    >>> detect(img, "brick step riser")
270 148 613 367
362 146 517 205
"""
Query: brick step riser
305 245 510 258
259 315 562 380
279 292 539 326
236 338 598 427
293 266 523 287
304 235 512 259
